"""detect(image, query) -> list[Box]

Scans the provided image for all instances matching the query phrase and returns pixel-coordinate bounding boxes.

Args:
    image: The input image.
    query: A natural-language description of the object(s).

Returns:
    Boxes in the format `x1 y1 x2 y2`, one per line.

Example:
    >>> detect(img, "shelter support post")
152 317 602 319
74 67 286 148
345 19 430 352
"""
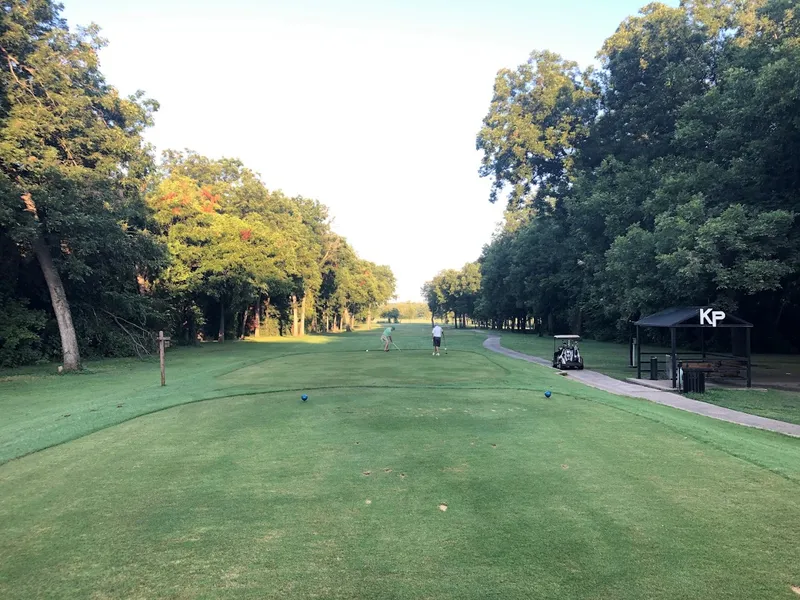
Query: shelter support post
701 327 705 359
636 326 641 379
670 328 677 389
746 328 751 388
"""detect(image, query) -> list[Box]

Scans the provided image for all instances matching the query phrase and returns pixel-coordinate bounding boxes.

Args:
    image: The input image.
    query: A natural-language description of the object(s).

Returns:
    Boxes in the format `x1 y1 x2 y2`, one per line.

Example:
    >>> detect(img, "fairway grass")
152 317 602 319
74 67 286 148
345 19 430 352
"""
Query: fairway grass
2 326 800 599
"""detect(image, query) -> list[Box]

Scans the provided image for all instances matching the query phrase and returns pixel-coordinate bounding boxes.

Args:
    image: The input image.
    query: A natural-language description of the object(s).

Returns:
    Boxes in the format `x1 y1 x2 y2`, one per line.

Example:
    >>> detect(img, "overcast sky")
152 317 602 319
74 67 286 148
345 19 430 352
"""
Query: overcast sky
61 0 676 301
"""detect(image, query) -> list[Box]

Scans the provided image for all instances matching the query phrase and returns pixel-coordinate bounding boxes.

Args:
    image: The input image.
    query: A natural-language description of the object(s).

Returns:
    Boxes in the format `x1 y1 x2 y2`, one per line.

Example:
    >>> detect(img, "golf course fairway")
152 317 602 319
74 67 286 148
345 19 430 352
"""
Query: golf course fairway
1 325 799 599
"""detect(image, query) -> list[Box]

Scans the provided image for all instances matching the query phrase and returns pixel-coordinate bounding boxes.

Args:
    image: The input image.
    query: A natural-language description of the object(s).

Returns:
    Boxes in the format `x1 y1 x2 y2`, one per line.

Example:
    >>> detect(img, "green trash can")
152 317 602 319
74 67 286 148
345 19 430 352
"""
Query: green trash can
650 356 658 380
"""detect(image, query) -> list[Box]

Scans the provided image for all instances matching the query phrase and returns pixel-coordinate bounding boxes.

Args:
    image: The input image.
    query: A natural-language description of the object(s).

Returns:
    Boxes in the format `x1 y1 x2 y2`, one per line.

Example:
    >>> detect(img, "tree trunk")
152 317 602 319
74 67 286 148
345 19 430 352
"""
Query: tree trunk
218 300 225 342
291 294 299 336
189 309 197 345
254 296 261 337
241 307 249 339
300 295 306 336
34 236 81 370
572 306 582 335
325 313 330 332
367 307 372 330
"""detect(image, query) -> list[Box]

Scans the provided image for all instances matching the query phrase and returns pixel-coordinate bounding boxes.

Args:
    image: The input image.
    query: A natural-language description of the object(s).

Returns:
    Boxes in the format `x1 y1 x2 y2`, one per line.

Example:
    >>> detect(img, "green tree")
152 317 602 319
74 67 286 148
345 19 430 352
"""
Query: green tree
472 0 800 349
1 1 160 369
381 308 400 323
477 50 597 212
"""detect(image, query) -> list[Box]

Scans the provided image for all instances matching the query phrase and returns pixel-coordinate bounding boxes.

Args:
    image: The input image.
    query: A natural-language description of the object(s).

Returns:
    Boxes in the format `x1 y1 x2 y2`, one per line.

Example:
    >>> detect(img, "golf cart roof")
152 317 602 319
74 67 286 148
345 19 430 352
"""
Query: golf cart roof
554 335 581 339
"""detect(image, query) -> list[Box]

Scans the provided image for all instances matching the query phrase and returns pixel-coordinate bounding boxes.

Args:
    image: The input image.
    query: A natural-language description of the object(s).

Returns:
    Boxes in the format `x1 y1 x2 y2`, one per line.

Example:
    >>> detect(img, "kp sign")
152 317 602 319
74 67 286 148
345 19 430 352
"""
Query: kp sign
700 308 726 327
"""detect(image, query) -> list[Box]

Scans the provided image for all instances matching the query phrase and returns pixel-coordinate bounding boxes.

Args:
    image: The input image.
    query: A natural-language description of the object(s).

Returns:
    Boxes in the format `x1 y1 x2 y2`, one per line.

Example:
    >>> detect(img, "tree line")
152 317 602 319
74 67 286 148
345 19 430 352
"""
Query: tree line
379 301 429 323
427 0 800 351
0 0 395 368
422 263 481 328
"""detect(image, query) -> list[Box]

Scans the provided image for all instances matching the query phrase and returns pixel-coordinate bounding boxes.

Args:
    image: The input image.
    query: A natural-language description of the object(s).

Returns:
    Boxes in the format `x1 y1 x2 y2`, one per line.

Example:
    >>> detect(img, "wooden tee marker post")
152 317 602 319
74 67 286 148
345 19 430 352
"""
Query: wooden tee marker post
158 331 171 386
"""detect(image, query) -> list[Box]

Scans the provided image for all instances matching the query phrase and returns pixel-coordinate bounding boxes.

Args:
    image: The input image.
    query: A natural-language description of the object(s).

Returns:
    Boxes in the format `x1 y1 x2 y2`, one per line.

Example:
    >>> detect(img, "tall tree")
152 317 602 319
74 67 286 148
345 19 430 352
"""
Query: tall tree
472 0 800 349
1 1 159 369
476 50 597 213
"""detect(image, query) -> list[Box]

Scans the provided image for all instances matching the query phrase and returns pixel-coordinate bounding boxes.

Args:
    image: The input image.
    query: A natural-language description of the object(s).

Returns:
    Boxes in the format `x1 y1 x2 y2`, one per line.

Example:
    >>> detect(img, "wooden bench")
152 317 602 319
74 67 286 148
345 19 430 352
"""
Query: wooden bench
680 359 747 380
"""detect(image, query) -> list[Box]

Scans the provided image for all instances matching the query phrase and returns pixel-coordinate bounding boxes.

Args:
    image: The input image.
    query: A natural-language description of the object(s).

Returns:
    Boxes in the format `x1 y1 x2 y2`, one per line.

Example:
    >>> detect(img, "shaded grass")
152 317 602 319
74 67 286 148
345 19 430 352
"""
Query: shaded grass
489 330 659 381
495 329 800 426
690 388 800 426
1 325 800 598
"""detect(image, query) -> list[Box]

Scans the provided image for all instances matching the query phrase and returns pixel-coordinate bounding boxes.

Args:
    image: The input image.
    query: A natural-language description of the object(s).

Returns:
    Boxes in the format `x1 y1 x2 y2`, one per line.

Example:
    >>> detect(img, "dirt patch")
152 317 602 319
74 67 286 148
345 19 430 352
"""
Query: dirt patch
362 471 371 476
561 464 569 470
365 499 372 505
383 468 392 473
117 404 124 408
62 414 71 418
354 442 359 445
791 585 800 596
491 444 497 448
400 473 406 478
438 503 448 512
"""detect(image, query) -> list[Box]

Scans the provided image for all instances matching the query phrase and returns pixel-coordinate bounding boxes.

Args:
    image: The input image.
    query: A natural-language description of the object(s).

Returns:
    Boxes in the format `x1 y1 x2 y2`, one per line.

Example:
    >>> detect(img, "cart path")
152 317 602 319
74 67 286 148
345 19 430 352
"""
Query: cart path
482 336 800 438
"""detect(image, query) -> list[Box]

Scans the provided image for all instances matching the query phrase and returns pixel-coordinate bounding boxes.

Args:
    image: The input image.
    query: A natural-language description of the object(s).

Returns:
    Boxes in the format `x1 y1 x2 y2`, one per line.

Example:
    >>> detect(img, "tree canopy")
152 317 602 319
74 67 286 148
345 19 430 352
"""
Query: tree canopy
0 0 395 367
422 263 482 328
443 0 800 350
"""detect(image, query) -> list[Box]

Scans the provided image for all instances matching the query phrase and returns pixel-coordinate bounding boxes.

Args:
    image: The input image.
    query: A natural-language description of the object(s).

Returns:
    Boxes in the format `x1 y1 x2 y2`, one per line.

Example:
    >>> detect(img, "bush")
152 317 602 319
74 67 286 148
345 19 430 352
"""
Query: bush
0 297 47 367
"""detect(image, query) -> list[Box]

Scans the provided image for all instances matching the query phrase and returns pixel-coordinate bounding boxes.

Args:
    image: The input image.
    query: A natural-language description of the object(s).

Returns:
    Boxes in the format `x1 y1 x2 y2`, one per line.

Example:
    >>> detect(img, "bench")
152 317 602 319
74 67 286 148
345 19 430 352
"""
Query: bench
680 359 747 380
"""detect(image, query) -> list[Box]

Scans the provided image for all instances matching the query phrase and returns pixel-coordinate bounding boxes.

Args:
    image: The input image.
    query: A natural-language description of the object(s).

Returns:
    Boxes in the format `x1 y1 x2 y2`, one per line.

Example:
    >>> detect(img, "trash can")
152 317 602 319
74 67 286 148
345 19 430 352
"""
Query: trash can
682 370 705 393
650 356 658 380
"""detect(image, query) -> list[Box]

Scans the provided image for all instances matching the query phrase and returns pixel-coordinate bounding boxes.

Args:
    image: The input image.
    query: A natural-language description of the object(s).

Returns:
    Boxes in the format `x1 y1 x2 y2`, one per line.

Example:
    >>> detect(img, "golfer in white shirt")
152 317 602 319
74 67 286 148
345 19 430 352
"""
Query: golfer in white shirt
432 324 444 356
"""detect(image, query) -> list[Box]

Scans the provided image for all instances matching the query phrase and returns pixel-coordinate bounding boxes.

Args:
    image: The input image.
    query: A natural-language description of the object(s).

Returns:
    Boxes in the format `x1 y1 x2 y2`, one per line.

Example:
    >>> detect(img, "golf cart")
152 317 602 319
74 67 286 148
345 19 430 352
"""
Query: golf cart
552 335 584 370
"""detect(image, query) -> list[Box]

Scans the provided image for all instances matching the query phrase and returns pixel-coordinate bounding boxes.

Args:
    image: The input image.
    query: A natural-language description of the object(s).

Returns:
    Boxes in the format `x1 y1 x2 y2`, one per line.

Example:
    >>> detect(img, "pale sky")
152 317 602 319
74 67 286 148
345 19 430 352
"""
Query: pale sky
61 0 676 301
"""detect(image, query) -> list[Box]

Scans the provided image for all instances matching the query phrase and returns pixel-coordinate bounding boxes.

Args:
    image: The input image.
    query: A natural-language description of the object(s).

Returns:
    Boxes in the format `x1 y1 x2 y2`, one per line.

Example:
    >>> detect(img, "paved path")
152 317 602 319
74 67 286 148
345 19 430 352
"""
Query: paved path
483 336 800 438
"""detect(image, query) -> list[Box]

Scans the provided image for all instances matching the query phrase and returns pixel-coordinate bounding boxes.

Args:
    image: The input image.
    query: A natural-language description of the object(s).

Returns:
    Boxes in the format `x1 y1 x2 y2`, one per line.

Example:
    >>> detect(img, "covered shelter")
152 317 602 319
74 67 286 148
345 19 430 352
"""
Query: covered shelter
634 307 752 389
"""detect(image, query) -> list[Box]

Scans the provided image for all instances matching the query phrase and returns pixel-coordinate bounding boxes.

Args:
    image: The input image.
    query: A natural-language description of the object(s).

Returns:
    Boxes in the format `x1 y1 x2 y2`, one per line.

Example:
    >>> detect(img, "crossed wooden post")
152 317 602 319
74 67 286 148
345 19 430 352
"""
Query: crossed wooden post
158 330 171 386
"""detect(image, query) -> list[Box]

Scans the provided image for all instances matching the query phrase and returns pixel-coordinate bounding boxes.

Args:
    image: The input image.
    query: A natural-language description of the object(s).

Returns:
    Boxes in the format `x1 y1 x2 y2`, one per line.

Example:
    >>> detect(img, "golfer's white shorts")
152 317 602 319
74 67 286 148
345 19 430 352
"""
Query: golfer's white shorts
381 335 388 342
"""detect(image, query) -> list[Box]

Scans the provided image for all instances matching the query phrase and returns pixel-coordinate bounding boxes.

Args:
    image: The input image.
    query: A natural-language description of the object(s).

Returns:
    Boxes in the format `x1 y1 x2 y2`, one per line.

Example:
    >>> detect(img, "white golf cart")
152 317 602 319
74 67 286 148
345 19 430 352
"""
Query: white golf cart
552 335 584 370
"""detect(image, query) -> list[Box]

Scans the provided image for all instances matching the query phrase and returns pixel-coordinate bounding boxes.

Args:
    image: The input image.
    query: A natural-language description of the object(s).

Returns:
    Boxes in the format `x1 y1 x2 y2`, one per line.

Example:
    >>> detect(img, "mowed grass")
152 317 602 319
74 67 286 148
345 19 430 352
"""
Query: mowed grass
2 325 800 599
688 388 800 426
496 329 800 425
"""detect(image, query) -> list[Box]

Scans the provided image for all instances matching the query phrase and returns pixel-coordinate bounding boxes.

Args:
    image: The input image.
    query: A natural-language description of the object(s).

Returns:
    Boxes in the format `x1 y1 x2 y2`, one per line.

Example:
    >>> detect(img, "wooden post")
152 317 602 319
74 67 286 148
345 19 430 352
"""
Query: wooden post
636 326 641 379
746 327 752 388
670 327 677 389
158 330 170 386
